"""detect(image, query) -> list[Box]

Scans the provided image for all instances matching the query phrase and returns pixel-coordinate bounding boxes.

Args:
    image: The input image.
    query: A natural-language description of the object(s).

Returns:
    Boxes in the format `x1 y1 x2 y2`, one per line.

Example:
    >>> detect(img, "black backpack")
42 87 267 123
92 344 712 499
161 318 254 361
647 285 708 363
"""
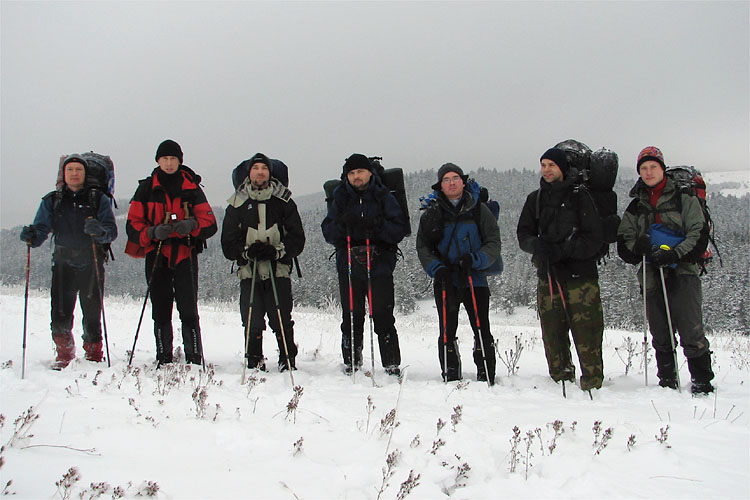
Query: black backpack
552 139 620 259
324 156 412 237
232 158 289 189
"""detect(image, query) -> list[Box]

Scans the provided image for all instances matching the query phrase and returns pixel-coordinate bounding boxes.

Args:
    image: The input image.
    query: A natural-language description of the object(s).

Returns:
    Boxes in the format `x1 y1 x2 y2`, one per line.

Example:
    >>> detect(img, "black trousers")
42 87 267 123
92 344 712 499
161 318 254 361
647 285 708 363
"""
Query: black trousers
239 276 297 363
338 272 401 368
433 281 495 380
50 260 103 343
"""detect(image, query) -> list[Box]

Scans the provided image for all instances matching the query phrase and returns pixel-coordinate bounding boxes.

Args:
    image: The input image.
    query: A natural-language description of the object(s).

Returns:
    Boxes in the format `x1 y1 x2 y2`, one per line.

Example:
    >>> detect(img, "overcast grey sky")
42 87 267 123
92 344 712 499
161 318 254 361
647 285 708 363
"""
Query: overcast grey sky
1 1 748 229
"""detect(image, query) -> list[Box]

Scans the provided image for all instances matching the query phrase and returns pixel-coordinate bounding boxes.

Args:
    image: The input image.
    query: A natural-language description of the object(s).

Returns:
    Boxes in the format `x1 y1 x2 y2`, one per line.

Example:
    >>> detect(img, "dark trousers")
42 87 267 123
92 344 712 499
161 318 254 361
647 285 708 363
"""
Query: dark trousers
646 270 709 359
338 272 401 368
433 281 495 380
146 252 202 361
240 276 297 364
50 260 103 343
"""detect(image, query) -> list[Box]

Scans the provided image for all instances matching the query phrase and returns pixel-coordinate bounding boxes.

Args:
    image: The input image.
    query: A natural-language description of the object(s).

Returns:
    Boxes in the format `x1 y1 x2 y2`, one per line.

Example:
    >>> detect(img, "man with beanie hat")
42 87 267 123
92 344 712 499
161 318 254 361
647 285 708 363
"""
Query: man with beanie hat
20 154 118 369
322 154 408 376
617 146 714 394
517 147 605 392
221 152 305 372
416 163 502 384
125 139 217 367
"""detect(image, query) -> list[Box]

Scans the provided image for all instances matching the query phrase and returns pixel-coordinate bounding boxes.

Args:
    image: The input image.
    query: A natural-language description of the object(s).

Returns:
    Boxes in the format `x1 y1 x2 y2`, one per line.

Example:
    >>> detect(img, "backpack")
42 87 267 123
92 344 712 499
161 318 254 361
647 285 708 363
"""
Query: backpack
324 156 412 237
54 151 117 259
418 178 503 275
665 165 721 272
232 158 289 189
553 139 620 258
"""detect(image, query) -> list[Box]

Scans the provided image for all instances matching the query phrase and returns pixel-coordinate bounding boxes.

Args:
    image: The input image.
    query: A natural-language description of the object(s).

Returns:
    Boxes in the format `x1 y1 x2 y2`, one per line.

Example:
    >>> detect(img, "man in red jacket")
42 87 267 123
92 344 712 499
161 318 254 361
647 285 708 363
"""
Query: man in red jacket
125 139 217 366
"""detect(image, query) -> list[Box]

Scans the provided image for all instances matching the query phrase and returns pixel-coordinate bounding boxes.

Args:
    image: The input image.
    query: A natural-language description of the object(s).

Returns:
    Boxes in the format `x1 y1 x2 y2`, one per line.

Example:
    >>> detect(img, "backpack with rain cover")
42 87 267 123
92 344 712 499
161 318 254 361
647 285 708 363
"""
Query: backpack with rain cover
54 152 117 260
324 156 412 237
232 158 289 189
419 178 503 275
550 139 620 260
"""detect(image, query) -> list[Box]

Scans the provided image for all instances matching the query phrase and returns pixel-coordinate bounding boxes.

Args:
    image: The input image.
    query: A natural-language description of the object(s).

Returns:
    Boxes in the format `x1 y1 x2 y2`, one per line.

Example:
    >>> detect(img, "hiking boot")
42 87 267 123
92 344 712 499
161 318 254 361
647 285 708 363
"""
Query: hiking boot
658 378 678 390
443 368 462 382
691 381 714 395
384 365 401 377
279 357 297 372
52 334 76 370
83 342 104 362
477 370 496 386
247 357 266 371
343 361 362 375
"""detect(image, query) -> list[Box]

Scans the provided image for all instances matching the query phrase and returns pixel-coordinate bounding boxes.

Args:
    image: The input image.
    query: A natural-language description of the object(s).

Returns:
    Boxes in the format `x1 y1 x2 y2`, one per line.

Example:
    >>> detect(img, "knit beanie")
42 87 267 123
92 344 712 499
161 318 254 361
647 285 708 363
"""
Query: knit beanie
63 154 88 168
155 139 183 164
249 152 273 170
431 162 468 191
540 148 569 175
342 153 373 175
636 146 666 172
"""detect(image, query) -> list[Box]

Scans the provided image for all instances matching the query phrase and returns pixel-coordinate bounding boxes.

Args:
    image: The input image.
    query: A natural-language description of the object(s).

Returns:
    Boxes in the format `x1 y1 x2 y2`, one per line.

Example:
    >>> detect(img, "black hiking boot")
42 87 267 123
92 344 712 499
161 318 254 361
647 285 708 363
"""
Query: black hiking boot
384 365 401 377
279 357 297 372
247 356 266 371
658 378 678 390
688 351 715 395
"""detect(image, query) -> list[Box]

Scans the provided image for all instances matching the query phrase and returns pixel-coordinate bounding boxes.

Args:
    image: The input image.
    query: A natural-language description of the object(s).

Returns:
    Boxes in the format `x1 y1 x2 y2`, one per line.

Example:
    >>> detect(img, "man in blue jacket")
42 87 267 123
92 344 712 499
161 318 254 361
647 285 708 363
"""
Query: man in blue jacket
416 163 502 384
322 154 409 376
20 154 118 369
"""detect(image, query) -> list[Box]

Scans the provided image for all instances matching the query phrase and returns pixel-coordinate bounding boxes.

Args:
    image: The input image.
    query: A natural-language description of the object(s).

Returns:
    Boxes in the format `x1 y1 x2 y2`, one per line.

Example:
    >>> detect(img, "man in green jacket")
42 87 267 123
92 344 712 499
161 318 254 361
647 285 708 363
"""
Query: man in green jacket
617 146 714 394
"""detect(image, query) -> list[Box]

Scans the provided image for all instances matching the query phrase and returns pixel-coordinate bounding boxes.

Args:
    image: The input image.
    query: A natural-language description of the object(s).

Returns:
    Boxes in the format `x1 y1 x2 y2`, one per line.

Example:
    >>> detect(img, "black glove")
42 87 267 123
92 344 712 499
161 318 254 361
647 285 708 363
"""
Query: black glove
84 218 105 237
651 247 679 267
459 254 474 273
245 241 277 261
20 225 35 243
173 218 198 236
534 238 563 264
633 235 651 256
434 266 451 285
147 223 173 241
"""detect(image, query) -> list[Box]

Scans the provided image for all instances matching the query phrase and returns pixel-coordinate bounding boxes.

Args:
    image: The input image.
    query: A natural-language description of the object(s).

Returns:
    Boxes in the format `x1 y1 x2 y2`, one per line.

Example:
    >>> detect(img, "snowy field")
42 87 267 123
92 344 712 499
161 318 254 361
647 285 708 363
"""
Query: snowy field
703 170 750 198
0 286 748 499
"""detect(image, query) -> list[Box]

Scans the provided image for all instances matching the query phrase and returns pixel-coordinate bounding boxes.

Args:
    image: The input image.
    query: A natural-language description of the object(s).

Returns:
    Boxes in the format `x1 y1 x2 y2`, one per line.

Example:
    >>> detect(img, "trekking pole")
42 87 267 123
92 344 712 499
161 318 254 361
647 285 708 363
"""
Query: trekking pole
441 283 448 384
267 256 295 387
366 236 376 386
346 233 356 382
657 245 681 393
642 255 649 386
128 212 170 366
547 266 567 398
89 234 111 367
21 242 31 379
183 202 205 370
467 274 492 388
241 258 258 385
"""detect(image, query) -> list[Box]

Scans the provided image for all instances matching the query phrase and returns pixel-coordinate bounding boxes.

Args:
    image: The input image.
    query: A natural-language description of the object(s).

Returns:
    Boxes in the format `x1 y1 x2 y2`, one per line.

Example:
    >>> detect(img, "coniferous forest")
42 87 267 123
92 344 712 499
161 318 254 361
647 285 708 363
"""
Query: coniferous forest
2 168 748 334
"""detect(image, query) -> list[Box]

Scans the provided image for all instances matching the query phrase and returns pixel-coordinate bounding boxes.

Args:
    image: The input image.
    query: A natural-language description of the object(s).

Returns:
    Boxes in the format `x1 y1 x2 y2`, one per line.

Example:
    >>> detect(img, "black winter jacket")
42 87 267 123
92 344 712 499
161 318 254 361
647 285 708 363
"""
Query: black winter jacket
516 172 604 282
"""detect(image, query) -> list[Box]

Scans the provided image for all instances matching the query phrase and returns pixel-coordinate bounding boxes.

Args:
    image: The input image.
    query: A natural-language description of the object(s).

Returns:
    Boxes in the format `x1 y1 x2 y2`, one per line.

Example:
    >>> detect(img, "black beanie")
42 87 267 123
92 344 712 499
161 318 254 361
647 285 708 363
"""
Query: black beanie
540 148 569 175
249 152 273 170
431 162 468 191
63 154 88 168
155 139 183 164
343 153 372 175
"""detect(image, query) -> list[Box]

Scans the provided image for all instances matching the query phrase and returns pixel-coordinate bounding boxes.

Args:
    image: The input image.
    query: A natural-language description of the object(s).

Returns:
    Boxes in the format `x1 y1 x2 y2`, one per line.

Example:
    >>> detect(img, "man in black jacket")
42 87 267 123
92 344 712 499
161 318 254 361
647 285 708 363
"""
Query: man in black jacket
321 154 409 376
517 148 605 391
221 153 305 372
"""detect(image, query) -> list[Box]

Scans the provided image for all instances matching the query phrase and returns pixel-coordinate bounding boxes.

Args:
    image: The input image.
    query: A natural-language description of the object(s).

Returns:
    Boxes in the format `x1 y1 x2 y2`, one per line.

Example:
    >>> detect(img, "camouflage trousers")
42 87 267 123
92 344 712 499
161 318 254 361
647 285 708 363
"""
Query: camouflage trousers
537 277 604 391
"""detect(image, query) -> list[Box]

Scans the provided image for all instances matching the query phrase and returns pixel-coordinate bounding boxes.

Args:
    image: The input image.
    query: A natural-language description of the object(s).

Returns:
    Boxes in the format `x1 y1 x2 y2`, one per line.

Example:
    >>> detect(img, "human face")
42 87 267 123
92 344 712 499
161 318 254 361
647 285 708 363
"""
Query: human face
440 173 465 200
64 161 86 192
157 156 181 175
249 162 270 189
639 160 665 187
540 159 564 184
347 168 372 191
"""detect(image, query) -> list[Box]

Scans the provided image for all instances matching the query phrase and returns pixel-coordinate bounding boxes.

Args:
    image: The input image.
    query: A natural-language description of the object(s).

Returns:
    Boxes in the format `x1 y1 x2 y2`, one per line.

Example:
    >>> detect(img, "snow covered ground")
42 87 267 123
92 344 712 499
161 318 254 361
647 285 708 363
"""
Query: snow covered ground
703 170 750 198
1 287 748 499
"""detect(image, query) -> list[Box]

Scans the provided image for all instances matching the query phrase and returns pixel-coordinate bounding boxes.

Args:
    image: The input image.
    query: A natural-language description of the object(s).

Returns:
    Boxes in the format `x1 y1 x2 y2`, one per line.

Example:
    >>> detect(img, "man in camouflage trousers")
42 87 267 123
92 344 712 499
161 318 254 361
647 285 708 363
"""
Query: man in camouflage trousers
517 148 605 391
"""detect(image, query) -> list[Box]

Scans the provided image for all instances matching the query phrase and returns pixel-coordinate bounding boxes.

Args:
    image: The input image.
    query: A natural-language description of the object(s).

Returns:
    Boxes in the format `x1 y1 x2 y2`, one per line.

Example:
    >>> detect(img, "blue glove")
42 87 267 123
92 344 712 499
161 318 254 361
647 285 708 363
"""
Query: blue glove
20 225 35 244
84 218 105 237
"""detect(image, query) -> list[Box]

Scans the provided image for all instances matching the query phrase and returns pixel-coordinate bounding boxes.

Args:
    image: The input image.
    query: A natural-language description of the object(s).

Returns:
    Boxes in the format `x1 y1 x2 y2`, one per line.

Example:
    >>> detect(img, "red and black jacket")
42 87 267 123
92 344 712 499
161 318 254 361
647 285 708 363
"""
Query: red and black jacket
125 165 217 268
